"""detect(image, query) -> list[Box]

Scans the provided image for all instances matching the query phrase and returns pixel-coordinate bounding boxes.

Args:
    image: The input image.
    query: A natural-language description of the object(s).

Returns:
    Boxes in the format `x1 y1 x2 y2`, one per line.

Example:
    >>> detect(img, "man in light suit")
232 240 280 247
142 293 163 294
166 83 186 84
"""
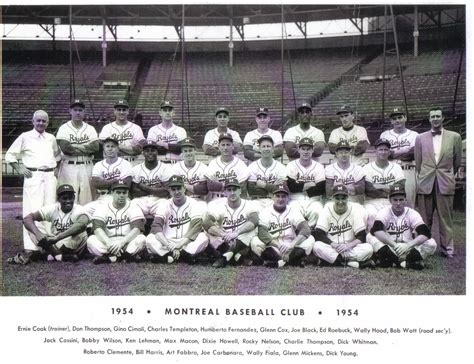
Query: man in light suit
414 108 462 258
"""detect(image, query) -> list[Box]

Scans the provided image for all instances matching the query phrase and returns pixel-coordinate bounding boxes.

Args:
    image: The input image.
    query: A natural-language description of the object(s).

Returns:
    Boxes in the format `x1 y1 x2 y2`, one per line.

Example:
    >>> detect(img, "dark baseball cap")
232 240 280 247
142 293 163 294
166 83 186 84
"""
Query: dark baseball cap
298 137 314 148
114 99 129 109
103 137 119 145
374 138 391 148
224 178 241 189
218 133 233 143
168 175 184 187
256 107 269 116
215 107 229 116
70 99 85 109
180 137 196 148
143 140 159 149
389 184 406 197
332 185 349 197
111 180 130 191
389 107 406 118
336 105 353 115
257 135 274 145
297 103 312 113
160 100 174 109
57 184 75 196
273 183 290 195
335 140 352 151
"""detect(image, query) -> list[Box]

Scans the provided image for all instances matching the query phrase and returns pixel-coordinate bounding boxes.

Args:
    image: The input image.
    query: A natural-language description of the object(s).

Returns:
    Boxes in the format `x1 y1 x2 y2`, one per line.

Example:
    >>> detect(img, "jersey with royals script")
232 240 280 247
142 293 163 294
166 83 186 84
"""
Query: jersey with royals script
205 157 250 184
374 206 426 243
147 123 187 161
316 201 367 244
132 162 173 188
38 203 90 235
379 129 418 164
328 125 369 147
92 158 132 193
286 159 325 199
283 124 325 145
363 161 405 187
99 121 145 151
248 159 287 184
92 200 144 237
325 162 365 194
243 128 283 150
203 127 242 148
259 204 305 243
172 161 208 187
155 197 205 239
56 120 98 162
207 198 257 232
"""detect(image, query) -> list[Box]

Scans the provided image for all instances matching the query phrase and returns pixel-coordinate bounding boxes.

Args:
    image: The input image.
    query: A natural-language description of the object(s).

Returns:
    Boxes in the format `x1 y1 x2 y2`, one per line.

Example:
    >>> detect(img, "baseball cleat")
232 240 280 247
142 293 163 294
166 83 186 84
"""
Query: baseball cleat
406 261 425 270
7 253 30 265
62 254 79 263
359 259 376 269
346 261 359 269
92 256 110 265
212 256 227 268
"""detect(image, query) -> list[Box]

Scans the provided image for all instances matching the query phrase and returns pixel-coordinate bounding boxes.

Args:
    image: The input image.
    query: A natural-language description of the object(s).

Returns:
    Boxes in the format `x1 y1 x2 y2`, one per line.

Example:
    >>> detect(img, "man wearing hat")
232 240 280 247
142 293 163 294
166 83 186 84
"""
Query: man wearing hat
203 178 259 268
363 138 406 229
171 137 209 201
312 185 374 269
146 175 209 264
56 99 99 206
202 107 243 158
367 185 436 269
328 105 370 166
87 180 146 264
325 140 365 205
18 184 89 264
243 107 284 162
147 100 187 163
286 137 326 230
252 183 315 268
99 99 145 166
205 133 250 201
380 107 419 207
283 102 326 161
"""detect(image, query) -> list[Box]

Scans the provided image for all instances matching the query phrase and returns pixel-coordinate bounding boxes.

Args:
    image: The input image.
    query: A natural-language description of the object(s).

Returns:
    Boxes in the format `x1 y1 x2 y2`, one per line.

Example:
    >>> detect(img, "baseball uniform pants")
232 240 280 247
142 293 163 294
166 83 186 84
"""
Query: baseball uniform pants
131 196 162 218
251 235 315 257
146 232 208 256
87 234 146 257
313 240 373 264
28 230 87 255
207 232 259 250
364 198 389 229
289 199 324 229
58 162 93 205
367 234 437 260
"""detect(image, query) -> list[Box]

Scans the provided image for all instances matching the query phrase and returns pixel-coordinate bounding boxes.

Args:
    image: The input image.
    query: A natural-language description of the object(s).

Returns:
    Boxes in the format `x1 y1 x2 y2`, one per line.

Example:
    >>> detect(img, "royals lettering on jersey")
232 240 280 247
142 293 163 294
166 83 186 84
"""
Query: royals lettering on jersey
102 169 122 180
168 212 191 228
372 174 397 184
110 131 134 144
334 175 356 184
328 221 352 236
268 218 292 235
337 135 358 144
295 172 317 183
222 214 247 231
215 170 237 181
52 217 73 233
256 173 279 183
68 134 90 144
105 216 131 228
156 133 179 143
386 221 411 239
138 175 165 187
388 139 411 149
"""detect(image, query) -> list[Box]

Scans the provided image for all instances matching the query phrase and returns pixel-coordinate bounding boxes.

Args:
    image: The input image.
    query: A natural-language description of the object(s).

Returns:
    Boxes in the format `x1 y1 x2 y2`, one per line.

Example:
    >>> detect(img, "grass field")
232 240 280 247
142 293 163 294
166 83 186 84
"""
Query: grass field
1 188 466 296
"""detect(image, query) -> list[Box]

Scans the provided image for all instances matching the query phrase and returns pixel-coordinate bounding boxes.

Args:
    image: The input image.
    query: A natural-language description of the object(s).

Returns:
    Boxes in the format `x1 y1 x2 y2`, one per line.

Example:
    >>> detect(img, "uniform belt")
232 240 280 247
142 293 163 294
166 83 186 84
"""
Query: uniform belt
161 160 173 164
67 161 91 165
401 165 416 170
27 167 55 172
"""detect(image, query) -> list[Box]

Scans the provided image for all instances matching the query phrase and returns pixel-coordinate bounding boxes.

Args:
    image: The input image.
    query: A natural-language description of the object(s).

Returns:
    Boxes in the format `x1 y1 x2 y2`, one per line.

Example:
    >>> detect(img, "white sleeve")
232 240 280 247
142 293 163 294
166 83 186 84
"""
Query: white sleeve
154 200 168 220
283 127 296 143
231 130 243 144
92 204 107 223
129 204 145 222
132 165 141 184
272 130 284 146
237 162 250 183
393 164 406 183
352 204 367 234
408 209 425 229
357 126 369 143
176 127 188 141
37 204 55 222
203 130 215 146
98 124 110 140
4 134 24 163
243 132 254 147
55 125 68 141
258 209 271 229
120 160 134 179
132 124 145 143
91 162 102 178
286 162 298 180
315 206 330 232
147 126 158 141
328 129 339 144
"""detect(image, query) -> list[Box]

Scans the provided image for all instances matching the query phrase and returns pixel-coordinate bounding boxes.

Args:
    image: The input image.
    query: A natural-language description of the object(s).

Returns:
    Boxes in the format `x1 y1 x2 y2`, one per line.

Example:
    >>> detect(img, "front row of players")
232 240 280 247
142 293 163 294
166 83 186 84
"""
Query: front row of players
15 177 436 270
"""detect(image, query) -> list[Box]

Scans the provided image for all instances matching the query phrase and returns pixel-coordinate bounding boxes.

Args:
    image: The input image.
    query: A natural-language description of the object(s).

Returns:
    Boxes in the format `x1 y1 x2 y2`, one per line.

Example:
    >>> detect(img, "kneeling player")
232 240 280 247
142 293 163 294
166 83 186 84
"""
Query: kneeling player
146 176 208 264
367 185 436 269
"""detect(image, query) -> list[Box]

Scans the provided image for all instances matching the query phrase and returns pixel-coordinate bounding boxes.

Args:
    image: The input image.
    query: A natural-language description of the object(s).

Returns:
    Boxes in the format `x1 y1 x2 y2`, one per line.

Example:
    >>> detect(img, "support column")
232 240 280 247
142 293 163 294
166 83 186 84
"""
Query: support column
229 17 234 67
102 18 107 68
413 6 419 57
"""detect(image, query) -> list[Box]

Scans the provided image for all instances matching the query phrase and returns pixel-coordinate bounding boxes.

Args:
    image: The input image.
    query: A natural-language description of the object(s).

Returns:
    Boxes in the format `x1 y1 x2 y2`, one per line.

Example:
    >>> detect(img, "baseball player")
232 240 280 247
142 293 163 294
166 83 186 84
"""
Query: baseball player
203 107 243 158
87 180 146 264
325 140 365 205
146 100 187 163
99 99 145 166
367 185 437 269
286 137 326 229
56 99 99 205
363 138 406 229
21 184 89 263
328 105 370 166
312 185 374 268
283 102 326 161
146 176 209 264
205 133 250 201
203 178 259 268
247 135 287 209
171 137 209 201
252 183 315 268
380 107 418 207
5 110 61 259
243 107 284 162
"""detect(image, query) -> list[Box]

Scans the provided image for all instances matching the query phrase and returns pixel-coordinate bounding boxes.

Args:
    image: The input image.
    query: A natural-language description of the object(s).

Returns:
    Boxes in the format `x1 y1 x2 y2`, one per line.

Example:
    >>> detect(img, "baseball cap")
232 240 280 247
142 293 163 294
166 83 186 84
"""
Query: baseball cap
114 99 129 109
111 180 130 191
332 185 349 197
336 105 353 115
335 140 352 151
256 107 269 116
160 100 174 109
57 184 75 196
298 137 314 148
374 138 391 148
70 99 85 109
224 178 241 189
168 175 184 187
389 184 406 197
218 133 233 143
215 107 229 116
180 137 196 148
273 183 290 195
143 140 159 149
389 107 406 118
297 103 312 113
257 135 274 145
103 137 119 145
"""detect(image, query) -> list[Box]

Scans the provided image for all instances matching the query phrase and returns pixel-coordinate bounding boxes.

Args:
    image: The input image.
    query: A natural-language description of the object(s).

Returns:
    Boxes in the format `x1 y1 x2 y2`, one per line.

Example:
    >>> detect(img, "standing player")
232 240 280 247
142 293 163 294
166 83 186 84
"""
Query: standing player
5 110 61 260
87 180 146 264
99 99 145 166
147 100 187 163
283 102 326 161
56 99 99 205
312 185 374 268
146 176 208 264
243 107 284 162
367 185 436 269
202 107 243 157
328 105 370 166
380 107 418 207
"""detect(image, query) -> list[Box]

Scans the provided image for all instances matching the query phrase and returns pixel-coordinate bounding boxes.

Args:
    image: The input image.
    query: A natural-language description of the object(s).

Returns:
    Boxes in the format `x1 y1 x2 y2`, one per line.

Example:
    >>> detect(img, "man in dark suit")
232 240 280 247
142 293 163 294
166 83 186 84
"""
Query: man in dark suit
414 108 462 258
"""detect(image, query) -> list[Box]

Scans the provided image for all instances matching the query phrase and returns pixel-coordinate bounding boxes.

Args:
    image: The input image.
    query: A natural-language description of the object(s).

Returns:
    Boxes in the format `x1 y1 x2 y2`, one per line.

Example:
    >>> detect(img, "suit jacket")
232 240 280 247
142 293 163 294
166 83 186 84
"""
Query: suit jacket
415 129 462 195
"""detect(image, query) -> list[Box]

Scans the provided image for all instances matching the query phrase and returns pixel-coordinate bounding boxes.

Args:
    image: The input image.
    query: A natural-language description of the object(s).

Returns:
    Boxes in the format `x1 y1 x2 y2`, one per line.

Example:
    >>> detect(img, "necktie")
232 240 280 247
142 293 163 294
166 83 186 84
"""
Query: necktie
431 130 441 136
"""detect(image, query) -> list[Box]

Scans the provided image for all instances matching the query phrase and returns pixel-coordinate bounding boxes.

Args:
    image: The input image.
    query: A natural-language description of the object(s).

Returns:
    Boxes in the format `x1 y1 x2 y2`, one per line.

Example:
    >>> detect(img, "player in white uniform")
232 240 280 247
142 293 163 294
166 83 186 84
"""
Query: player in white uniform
21 184 89 263
202 107 243 158
146 176 209 264
252 183 315 268
203 178 259 268
367 185 437 269
56 99 99 205
205 133 250 201
283 102 326 161
99 99 145 166
171 137 209 201
312 185 374 268
380 107 418 207
325 140 365 205
243 107 284 162
5 110 61 259
87 180 146 264
363 138 406 229
328 105 370 166
286 137 326 229
247 135 287 209
147 100 187 163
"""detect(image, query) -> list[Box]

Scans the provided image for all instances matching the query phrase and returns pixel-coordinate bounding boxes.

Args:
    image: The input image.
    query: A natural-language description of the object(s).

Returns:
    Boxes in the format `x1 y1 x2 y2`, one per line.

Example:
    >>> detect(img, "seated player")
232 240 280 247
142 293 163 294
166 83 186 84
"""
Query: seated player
312 185 374 269
146 175 208 264
87 180 146 264
367 185 437 270
252 183 315 268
